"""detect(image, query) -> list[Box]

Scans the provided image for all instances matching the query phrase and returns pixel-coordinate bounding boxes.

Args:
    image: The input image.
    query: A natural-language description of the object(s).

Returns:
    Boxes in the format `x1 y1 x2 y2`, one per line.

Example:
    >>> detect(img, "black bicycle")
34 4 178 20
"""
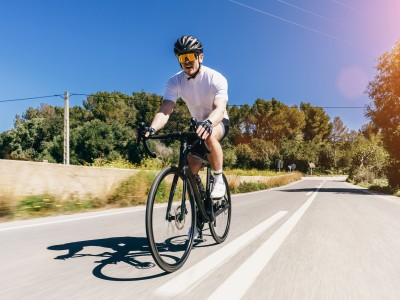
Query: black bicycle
138 120 232 273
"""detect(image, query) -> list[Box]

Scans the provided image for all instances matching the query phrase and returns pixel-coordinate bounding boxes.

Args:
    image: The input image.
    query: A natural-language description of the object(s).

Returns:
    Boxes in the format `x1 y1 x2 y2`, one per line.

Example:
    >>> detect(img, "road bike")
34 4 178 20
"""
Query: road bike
138 120 232 273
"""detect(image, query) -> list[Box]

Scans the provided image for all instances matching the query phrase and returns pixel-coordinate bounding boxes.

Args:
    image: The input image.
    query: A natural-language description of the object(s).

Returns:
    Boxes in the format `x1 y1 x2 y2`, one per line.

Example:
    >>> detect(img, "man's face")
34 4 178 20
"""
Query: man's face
180 53 204 76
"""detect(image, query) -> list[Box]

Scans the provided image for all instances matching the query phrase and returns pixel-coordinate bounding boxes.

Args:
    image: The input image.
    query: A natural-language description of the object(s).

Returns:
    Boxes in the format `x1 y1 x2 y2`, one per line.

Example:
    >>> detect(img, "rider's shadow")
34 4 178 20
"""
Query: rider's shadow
47 236 166 281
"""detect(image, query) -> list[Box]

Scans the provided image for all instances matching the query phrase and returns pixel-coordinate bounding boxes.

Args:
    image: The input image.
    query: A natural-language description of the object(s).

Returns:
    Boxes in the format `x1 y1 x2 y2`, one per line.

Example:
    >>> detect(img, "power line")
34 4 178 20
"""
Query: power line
0 94 63 103
0 92 366 109
70 93 90 97
277 0 353 30
315 106 364 109
71 93 366 109
228 0 374 54
331 0 366 15
331 0 383 26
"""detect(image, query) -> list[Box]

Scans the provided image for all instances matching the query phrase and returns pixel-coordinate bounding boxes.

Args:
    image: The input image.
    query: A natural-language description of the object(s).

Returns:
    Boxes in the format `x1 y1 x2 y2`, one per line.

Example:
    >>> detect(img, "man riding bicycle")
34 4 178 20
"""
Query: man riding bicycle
144 35 230 199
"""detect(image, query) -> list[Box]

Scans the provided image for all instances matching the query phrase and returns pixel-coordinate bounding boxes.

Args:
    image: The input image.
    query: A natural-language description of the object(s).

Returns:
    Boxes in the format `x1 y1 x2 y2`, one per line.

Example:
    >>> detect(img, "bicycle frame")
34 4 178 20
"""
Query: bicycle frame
139 129 214 225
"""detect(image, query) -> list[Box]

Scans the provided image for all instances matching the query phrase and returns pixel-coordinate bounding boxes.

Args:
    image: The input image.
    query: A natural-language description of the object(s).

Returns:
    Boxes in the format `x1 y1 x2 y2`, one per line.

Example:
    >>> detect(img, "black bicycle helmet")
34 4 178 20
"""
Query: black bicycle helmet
174 35 203 56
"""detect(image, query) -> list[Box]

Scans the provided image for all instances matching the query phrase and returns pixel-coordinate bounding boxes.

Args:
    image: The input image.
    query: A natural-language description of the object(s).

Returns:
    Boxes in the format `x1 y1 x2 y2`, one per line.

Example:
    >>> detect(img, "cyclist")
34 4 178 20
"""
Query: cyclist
144 35 230 199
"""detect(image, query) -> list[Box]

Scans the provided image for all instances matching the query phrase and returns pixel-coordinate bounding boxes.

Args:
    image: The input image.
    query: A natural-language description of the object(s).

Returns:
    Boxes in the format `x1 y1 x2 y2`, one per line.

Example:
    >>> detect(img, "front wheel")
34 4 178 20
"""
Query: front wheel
209 174 232 243
145 166 196 273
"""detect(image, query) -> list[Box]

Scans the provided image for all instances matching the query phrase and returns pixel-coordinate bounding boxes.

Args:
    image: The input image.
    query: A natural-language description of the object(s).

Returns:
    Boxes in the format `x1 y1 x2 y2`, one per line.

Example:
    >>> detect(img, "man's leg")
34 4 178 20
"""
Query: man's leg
188 155 203 174
205 122 224 170
205 123 226 198
189 122 224 174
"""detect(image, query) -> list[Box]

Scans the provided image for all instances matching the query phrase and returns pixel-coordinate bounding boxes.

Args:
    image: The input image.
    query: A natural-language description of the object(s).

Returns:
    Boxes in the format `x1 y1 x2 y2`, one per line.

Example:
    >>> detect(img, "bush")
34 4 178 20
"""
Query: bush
223 148 237 169
16 195 55 216
387 164 400 190
236 182 268 193
0 199 13 219
138 157 166 170
108 171 156 206
91 157 136 169
351 167 376 184
58 199 97 212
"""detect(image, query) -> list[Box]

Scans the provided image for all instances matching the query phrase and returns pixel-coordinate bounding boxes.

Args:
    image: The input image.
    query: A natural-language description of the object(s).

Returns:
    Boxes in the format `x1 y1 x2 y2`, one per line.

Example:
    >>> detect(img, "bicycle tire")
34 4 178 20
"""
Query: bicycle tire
209 173 232 243
145 166 196 273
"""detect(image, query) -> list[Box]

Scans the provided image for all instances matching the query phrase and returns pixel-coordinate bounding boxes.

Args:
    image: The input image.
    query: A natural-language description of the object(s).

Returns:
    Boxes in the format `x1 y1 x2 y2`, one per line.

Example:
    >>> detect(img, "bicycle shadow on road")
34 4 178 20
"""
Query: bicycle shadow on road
47 236 168 281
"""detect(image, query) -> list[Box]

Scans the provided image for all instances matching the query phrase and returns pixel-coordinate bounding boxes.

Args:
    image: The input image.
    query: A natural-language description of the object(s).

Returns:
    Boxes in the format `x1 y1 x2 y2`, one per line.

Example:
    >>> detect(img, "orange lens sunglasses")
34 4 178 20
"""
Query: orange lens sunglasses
178 53 197 63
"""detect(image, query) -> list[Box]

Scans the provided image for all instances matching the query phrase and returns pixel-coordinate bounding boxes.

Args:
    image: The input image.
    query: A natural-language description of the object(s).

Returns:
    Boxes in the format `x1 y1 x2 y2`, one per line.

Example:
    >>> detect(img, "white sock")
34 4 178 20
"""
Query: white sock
214 169 223 183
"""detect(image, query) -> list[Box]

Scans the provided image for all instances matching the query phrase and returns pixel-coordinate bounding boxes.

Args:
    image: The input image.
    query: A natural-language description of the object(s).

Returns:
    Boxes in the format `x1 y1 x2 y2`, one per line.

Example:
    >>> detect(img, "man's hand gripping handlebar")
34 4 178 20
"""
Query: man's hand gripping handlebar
137 122 157 158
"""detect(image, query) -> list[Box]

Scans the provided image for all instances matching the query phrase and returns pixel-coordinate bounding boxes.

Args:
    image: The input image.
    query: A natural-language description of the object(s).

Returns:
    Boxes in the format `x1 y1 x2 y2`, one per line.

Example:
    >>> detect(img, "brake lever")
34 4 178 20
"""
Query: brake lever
138 122 157 158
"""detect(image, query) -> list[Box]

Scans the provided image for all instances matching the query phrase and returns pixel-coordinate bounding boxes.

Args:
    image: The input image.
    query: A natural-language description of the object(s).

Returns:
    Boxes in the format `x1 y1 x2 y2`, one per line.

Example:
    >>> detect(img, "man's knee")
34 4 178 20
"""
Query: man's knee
206 135 221 150
207 123 224 144
188 156 203 173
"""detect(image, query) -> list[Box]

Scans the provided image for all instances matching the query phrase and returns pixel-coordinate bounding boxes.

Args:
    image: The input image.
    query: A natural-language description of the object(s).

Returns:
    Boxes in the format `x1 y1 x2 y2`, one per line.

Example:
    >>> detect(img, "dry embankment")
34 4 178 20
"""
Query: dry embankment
0 159 301 220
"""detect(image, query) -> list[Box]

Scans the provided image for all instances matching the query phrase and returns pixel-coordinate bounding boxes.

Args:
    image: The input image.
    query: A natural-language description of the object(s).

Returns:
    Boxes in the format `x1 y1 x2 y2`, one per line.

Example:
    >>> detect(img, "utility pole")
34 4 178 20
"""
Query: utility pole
64 91 70 165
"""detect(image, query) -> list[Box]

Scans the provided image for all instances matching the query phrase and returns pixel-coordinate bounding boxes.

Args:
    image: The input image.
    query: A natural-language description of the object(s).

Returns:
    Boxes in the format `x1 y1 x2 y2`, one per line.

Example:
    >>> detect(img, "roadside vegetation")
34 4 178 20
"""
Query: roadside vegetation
0 169 302 222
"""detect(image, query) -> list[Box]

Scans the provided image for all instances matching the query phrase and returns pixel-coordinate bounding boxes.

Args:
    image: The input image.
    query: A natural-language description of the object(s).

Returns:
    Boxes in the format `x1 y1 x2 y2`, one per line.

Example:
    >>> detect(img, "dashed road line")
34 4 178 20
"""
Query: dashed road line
208 181 325 299
153 211 288 297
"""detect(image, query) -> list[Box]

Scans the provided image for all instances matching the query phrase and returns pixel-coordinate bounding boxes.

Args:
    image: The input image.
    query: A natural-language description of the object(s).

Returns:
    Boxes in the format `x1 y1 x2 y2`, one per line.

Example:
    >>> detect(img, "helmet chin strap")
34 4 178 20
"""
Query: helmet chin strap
187 63 202 81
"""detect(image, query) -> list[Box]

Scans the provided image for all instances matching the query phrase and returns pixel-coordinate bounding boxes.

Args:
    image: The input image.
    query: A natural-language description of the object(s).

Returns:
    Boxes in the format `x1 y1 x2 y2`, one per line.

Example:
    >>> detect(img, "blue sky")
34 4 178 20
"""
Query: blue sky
1 0 399 133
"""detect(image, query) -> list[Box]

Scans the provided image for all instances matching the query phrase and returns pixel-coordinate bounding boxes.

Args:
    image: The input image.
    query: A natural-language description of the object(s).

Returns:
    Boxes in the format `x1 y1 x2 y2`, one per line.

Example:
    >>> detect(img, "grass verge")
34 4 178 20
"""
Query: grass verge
1 171 300 222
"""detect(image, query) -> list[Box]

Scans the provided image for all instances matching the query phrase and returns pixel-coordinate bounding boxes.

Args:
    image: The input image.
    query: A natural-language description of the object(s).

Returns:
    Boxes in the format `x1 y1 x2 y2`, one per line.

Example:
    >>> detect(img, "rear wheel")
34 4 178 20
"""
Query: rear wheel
145 167 196 272
209 174 232 243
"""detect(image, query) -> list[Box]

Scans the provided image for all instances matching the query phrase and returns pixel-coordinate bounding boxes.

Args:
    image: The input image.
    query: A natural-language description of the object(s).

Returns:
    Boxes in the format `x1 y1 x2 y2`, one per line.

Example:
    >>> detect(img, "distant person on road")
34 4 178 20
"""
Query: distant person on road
144 35 230 199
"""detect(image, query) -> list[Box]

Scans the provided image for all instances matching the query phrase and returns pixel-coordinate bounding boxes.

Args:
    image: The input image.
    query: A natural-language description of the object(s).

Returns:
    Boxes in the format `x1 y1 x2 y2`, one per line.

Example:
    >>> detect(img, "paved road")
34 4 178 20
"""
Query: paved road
2 177 400 299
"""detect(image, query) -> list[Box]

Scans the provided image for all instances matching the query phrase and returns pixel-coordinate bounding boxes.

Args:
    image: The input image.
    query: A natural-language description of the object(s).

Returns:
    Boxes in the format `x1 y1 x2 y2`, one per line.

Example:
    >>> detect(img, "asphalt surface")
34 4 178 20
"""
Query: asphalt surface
2 176 400 300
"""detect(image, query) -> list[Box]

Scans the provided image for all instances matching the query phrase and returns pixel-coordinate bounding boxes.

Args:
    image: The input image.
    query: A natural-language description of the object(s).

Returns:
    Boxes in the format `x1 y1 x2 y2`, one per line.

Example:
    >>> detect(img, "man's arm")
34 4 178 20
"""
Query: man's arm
207 96 227 125
196 96 227 139
146 100 175 136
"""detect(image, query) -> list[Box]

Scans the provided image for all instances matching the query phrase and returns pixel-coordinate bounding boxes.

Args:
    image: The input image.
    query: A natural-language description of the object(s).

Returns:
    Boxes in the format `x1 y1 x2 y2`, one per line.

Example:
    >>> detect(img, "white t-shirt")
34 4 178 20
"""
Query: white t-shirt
163 65 229 121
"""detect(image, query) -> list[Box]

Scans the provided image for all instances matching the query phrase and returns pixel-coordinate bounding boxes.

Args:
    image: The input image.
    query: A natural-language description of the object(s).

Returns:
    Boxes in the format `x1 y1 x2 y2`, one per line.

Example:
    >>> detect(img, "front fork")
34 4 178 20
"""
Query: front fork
165 173 180 221
166 142 190 223
205 165 215 222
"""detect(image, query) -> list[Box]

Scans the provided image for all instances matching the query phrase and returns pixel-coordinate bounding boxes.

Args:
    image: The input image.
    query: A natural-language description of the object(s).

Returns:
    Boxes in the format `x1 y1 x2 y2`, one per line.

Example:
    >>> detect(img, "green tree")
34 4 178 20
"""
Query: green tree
228 104 252 144
366 40 400 188
330 116 348 143
300 102 332 141
83 92 137 128
235 138 278 170
132 91 162 126
279 138 302 170
161 98 191 136
348 134 389 183
0 104 64 162
70 120 132 164
244 98 305 145
329 116 349 169
317 142 336 172
234 143 253 169
279 136 319 172
250 138 278 169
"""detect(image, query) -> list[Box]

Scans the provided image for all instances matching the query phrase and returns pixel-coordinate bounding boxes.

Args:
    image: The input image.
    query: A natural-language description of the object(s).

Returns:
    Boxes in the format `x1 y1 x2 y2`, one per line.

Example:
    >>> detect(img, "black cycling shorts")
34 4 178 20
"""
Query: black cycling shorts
219 118 230 142
189 118 230 161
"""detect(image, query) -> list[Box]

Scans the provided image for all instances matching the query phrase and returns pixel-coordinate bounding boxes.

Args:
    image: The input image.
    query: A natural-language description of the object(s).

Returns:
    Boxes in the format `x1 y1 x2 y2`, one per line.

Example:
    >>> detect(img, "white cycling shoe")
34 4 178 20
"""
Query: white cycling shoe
211 180 226 199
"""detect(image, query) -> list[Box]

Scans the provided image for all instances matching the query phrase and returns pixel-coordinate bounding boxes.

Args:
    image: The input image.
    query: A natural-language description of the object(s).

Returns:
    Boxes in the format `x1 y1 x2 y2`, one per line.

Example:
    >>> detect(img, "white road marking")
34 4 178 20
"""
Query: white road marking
0 207 147 232
306 191 313 196
208 181 326 300
153 211 288 297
